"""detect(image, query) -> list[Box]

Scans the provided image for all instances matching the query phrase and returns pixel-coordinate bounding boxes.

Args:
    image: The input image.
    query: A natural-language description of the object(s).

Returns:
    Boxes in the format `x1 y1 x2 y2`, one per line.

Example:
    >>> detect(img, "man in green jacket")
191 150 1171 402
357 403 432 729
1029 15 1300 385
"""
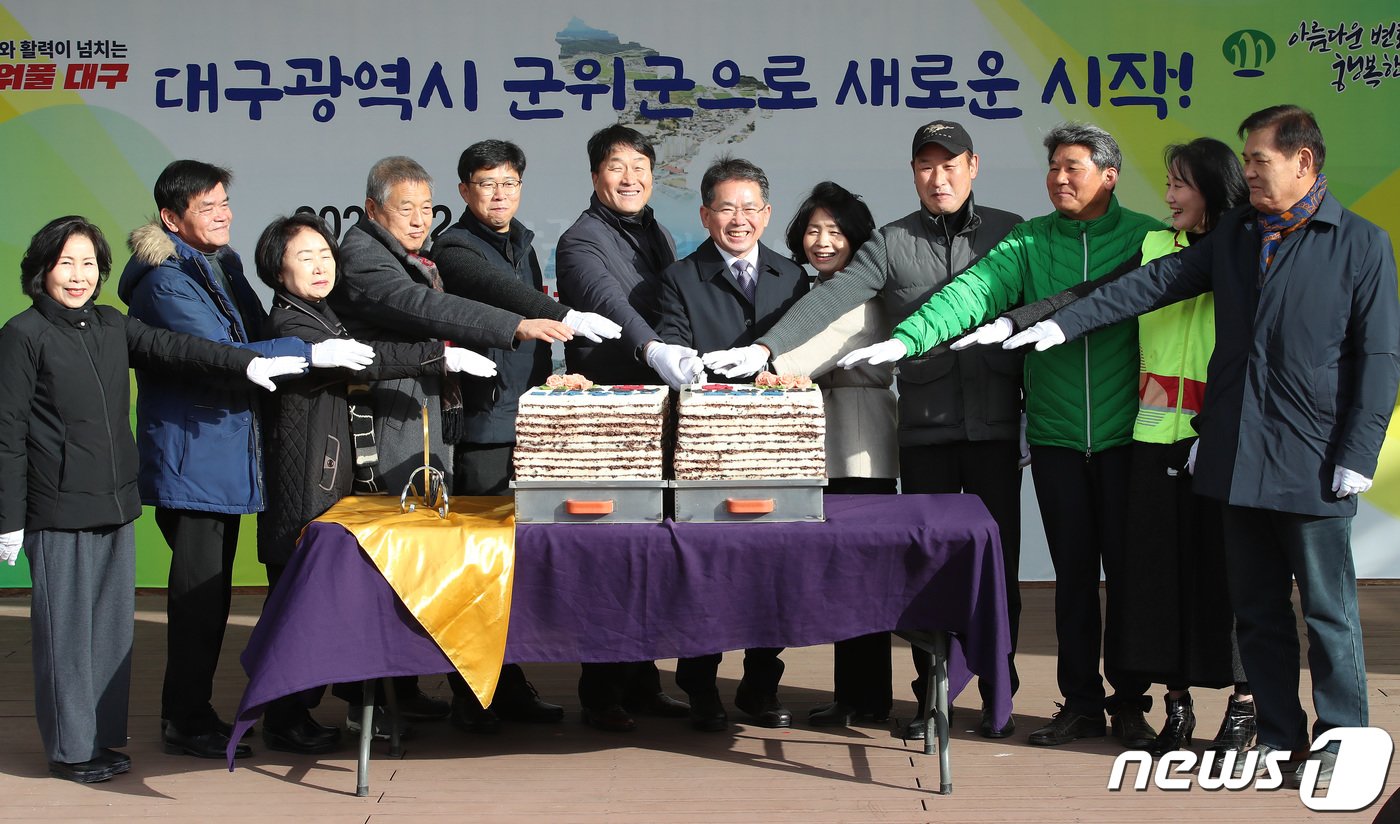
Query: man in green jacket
840 123 1163 749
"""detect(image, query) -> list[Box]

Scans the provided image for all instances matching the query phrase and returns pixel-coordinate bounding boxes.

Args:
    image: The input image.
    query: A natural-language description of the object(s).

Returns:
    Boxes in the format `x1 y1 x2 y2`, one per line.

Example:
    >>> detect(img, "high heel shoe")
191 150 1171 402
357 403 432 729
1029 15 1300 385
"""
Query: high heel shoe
1148 692 1195 755
1205 695 1256 753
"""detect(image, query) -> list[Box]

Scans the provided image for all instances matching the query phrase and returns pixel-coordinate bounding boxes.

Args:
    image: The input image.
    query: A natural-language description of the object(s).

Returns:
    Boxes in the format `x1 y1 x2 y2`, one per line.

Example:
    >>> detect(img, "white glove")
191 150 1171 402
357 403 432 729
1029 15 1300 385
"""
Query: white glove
1187 439 1199 476
678 354 708 387
246 356 309 391
645 342 702 390
951 317 1014 350
0 529 23 566
1018 413 1031 468
702 344 769 378
837 339 908 370
443 346 498 378
311 338 376 370
1003 320 1066 351
562 310 622 343
1332 465 1373 497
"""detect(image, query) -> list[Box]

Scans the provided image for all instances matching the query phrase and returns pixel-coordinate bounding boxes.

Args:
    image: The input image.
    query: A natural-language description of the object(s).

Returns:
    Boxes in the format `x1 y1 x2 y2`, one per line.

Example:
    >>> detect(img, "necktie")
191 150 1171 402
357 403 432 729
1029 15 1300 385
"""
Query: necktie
732 259 755 302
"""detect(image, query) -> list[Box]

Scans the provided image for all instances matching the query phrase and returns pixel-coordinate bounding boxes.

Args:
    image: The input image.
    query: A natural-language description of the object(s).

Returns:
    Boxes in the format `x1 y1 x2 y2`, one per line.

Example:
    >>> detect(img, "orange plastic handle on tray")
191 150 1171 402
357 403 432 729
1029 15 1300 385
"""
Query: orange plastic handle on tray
726 498 775 514
566 499 615 515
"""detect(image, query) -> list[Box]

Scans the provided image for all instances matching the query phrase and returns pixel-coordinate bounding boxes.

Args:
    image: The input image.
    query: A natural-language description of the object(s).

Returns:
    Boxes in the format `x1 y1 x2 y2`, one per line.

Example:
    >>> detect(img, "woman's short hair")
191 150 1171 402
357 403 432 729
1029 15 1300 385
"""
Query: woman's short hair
254 212 341 291
20 215 113 301
1163 138 1249 233
784 181 877 266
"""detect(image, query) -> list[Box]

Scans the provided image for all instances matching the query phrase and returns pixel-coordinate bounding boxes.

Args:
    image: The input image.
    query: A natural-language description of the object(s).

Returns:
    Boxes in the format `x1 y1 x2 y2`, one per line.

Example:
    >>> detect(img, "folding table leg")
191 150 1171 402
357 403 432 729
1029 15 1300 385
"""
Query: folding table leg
382 677 403 758
932 631 952 795
356 680 374 797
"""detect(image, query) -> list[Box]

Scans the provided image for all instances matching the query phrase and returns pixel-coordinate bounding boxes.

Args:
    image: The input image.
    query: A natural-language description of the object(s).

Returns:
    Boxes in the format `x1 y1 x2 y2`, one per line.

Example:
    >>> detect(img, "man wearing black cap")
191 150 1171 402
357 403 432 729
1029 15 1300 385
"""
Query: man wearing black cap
704 120 1024 739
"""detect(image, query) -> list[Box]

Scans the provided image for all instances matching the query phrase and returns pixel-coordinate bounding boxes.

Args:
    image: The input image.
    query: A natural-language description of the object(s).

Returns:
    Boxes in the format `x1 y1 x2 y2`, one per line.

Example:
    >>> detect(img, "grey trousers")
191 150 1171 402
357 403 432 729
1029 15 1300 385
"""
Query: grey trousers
26 523 135 763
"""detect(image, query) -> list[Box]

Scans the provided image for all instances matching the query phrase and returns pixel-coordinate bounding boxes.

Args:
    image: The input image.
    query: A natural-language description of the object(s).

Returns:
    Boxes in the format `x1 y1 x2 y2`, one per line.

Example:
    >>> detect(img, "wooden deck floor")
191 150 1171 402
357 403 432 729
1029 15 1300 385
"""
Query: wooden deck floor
2 586 1399 822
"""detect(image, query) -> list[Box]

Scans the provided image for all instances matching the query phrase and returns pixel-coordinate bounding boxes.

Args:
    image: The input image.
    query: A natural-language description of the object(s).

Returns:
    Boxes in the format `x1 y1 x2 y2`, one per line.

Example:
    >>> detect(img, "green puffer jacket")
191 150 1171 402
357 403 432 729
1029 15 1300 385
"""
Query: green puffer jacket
891 195 1162 452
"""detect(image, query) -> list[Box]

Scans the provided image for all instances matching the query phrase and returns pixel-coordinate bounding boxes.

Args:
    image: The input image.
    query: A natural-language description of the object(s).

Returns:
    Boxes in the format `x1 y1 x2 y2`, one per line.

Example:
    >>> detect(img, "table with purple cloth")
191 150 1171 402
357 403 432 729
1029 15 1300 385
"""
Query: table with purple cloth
232 493 1011 791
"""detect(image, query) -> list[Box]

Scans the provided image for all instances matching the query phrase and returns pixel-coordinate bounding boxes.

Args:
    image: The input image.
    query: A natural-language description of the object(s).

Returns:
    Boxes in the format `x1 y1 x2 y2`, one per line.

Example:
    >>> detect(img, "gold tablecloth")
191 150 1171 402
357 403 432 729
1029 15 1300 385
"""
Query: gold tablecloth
312 495 515 705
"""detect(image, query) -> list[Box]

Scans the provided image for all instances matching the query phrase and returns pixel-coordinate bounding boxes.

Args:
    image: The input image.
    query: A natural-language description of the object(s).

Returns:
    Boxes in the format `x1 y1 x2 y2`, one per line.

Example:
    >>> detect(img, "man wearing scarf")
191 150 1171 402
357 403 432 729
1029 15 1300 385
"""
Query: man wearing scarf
1025 104 1400 790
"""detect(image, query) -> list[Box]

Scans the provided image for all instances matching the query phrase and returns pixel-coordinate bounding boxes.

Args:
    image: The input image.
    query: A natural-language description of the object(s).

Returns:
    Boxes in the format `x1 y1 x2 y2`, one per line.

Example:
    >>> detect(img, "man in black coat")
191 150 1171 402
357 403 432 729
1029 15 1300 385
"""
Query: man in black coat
655 156 809 731
1017 104 1400 789
555 125 692 733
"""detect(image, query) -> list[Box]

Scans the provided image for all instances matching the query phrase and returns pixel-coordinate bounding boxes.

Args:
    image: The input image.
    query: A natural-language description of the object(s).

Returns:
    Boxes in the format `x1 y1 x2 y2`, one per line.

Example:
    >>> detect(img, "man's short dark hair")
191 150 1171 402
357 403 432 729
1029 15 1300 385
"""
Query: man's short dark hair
700 155 769 207
253 212 341 291
1043 122 1122 172
1238 104 1326 173
20 215 113 301
586 125 657 174
154 159 233 216
785 181 876 266
366 156 432 206
458 139 527 182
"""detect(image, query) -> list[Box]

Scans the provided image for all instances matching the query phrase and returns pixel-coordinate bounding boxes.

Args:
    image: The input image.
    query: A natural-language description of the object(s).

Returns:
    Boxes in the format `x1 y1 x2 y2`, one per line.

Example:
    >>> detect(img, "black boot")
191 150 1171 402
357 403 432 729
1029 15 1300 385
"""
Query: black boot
1149 692 1195 756
1205 695 1256 753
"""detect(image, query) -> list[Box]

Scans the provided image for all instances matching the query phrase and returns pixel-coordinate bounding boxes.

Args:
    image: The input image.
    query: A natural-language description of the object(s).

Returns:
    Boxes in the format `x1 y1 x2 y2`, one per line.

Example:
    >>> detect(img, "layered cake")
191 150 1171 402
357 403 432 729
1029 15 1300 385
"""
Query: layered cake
513 378 670 481
673 377 826 480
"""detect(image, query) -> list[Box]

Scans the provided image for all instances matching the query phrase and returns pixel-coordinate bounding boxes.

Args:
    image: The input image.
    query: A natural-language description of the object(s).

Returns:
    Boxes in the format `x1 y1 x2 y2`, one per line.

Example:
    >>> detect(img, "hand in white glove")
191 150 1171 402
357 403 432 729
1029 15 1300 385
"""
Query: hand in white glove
311 338 376 370
0 529 23 566
702 344 769 378
562 310 622 343
1018 413 1032 469
951 317 1014 351
837 339 908 370
443 346 498 378
1332 465 1373 497
678 354 708 387
1187 439 1199 476
645 341 702 390
1003 320 1066 351
246 356 309 391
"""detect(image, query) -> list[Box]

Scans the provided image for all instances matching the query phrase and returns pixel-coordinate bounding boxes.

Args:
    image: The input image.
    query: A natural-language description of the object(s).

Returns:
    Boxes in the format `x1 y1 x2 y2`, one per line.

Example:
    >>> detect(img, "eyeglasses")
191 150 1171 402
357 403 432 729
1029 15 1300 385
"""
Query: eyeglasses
392 204 435 219
705 204 768 219
471 179 522 194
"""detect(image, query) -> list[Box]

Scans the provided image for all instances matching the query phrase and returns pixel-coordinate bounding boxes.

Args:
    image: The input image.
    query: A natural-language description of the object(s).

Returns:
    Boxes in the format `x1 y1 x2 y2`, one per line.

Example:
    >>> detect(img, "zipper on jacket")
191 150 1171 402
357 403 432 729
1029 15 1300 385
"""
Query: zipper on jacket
1081 228 1092 458
78 326 127 523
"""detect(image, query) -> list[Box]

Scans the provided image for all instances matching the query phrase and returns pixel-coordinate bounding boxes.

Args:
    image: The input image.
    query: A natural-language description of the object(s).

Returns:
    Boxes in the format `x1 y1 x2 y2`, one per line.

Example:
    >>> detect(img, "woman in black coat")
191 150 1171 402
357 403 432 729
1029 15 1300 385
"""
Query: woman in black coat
250 213 496 752
0 217 299 783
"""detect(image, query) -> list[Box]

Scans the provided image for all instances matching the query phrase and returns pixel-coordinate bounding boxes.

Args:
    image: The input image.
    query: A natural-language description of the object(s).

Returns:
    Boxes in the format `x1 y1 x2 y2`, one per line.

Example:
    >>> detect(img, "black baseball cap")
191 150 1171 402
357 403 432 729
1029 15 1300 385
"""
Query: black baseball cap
911 120 974 158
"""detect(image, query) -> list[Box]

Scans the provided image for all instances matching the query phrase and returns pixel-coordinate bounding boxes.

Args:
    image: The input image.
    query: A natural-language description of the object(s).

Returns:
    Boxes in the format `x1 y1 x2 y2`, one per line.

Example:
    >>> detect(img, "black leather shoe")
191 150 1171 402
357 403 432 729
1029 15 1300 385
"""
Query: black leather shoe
1111 707 1158 750
1149 693 1195 756
1027 704 1106 746
495 681 565 724
1205 695 1257 753
49 757 118 784
1293 748 1336 790
396 688 451 722
809 702 856 727
582 704 637 732
688 692 729 732
98 749 131 775
164 716 249 739
163 722 251 759
449 699 502 734
263 717 342 754
626 692 690 718
902 717 928 741
734 690 791 728
979 706 1016 739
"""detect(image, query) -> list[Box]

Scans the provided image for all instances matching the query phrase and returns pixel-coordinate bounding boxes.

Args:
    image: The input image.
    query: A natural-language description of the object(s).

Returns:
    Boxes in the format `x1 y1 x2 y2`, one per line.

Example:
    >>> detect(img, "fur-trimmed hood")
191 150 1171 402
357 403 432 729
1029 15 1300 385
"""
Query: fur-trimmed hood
126 220 176 268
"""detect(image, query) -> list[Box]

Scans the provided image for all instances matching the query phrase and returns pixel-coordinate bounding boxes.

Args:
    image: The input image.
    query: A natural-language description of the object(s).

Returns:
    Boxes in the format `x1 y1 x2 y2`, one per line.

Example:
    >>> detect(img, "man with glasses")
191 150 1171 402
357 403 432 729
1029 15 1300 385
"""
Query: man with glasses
654 155 808 731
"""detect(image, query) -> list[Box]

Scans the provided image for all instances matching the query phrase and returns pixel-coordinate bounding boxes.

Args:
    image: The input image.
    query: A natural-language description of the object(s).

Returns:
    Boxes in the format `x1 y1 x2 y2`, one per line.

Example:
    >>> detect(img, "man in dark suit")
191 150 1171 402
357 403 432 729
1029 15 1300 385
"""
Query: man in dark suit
655 156 809 730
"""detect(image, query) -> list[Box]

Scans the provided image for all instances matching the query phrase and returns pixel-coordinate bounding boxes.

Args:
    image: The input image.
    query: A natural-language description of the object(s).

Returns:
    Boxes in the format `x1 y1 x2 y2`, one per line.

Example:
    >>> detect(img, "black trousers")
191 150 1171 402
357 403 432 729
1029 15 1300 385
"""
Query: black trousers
823 477 896 715
1030 445 1149 717
676 649 785 700
155 508 240 733
578 661 665 711
900 440 1022 709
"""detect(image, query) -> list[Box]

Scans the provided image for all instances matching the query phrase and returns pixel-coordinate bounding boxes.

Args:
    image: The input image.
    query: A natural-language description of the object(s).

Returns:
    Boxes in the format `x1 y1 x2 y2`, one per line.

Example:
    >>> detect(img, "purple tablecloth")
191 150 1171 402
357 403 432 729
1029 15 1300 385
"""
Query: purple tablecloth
231 493 1011 759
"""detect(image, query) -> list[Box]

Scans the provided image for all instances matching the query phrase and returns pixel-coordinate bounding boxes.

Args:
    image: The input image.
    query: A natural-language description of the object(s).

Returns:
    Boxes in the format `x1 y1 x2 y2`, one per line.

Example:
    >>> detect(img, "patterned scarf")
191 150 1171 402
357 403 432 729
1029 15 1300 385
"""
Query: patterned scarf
1257 173 1327 282
407 252 465 444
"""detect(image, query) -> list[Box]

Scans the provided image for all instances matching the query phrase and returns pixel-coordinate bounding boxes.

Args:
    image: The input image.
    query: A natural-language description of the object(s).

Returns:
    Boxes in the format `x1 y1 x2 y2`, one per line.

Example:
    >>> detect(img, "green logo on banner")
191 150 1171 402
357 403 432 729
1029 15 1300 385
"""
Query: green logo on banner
1222 30 1276 77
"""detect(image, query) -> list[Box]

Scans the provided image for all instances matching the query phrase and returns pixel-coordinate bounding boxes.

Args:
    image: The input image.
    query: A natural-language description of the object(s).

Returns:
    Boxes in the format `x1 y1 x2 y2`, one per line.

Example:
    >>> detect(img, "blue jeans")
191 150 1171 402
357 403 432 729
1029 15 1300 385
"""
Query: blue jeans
1221 505 1366 751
